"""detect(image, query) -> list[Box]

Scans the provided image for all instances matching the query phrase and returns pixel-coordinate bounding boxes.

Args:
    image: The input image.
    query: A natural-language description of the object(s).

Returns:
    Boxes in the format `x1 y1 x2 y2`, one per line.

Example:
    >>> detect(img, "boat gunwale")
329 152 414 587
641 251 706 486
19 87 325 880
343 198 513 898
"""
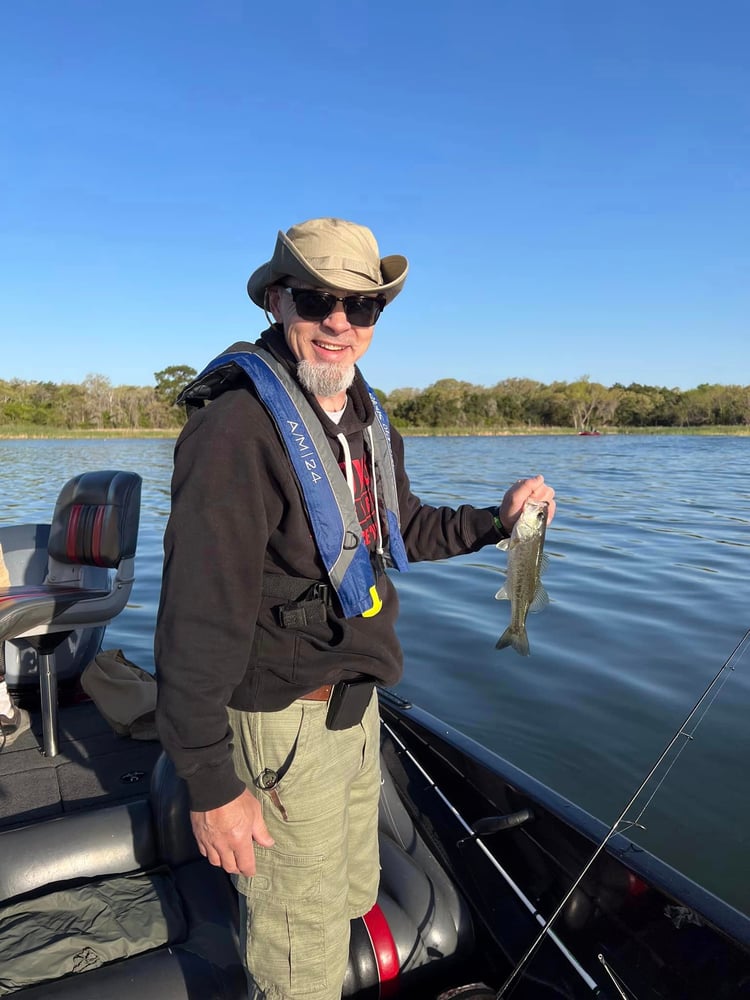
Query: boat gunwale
379 688 750 955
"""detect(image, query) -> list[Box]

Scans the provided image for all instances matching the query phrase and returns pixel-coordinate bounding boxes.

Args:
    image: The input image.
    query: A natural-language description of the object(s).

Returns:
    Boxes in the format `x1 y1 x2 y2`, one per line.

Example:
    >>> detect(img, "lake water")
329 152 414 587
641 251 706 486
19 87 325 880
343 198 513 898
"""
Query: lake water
1 434 749 914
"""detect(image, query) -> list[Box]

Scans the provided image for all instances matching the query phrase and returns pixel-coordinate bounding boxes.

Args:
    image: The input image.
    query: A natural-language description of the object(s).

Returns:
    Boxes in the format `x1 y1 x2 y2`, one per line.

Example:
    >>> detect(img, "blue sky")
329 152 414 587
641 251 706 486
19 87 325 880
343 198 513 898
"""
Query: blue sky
2 0 747 393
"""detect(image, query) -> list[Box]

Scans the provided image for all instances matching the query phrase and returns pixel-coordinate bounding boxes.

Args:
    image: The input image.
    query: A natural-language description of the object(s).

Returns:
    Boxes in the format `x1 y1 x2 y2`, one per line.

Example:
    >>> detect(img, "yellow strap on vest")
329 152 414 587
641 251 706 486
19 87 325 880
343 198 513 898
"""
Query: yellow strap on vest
361 584 382 618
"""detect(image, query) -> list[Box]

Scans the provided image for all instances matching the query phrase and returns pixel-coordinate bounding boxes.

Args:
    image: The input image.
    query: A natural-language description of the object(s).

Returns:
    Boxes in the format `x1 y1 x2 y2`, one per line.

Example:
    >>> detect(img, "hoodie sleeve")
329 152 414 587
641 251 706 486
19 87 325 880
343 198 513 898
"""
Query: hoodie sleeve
154 390 274 811
390 427 501 562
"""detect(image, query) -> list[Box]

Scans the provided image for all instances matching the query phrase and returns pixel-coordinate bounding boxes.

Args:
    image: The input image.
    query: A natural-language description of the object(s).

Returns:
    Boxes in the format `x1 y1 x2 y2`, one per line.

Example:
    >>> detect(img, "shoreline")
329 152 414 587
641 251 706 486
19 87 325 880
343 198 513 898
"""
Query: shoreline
1 426 749 440
0 430 180 440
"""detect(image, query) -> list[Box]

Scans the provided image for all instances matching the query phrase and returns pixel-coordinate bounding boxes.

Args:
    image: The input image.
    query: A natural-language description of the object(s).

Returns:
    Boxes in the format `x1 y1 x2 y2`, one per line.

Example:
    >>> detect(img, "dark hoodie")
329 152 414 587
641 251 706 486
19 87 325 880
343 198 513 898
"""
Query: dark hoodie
155 327 501 810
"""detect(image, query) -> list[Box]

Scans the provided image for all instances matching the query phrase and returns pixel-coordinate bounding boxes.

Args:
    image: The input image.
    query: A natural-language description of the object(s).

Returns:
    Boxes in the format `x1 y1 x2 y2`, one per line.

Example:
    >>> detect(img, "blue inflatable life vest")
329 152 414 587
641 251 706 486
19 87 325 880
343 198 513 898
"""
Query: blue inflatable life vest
179 346 409 618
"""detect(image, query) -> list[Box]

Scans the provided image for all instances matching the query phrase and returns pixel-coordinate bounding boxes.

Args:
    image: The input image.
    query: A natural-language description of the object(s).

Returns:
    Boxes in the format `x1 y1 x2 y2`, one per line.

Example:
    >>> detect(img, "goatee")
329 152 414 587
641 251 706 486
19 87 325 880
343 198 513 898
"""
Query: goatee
297 360 355 399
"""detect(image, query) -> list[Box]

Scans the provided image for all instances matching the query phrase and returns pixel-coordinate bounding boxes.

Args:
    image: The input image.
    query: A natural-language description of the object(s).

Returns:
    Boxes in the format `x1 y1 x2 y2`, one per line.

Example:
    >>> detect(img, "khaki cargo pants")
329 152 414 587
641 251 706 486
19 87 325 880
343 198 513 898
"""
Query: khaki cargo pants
228 690 380 1000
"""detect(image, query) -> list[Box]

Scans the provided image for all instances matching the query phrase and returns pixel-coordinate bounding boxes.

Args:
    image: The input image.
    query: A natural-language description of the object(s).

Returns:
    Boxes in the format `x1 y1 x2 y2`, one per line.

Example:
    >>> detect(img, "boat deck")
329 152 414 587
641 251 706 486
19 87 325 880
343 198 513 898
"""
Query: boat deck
0 696 162 833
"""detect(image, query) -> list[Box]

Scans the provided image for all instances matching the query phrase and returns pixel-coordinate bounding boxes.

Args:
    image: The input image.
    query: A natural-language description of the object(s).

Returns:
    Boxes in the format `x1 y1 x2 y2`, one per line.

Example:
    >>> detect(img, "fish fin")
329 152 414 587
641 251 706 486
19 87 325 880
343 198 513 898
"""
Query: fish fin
494 584 510 601
496 626 530 657
529 583 550 614
539 553 550 573
496 538 510 552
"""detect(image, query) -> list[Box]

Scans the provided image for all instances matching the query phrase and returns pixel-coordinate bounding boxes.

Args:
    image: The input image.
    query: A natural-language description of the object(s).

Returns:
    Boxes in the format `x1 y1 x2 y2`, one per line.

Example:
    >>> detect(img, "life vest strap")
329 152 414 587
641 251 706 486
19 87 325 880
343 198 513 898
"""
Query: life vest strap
261 574 329 602
180 346 408 619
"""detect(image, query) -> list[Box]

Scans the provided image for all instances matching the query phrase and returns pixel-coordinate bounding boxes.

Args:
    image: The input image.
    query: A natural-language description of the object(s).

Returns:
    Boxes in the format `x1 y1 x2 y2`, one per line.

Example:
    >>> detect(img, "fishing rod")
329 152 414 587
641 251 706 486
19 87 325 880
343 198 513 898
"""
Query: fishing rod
496 626 750 999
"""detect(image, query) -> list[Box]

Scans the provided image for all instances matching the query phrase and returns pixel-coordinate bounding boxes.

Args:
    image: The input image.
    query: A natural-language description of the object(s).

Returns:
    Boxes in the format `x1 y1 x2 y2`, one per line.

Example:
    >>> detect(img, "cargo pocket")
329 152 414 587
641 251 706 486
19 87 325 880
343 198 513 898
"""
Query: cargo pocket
242 846 327 995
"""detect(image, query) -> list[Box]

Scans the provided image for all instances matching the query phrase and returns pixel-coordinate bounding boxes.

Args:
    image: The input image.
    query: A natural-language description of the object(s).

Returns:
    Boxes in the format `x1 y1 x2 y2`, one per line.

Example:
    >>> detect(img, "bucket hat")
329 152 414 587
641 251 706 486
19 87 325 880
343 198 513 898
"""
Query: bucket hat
247 218 408 308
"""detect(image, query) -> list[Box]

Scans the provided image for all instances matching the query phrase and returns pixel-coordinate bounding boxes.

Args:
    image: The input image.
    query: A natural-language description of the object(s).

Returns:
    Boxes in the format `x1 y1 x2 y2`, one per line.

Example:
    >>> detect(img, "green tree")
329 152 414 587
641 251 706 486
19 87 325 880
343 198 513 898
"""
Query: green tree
427 379 475 426
384 387 421 427
491 378 550 426
538 382 574 427
567 376 620 431
614 384 660 427
154 365 197 407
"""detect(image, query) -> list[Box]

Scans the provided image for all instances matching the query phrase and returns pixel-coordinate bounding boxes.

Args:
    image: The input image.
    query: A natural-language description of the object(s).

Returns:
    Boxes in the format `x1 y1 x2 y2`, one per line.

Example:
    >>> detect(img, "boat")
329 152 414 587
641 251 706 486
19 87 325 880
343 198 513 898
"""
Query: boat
1 471 749 998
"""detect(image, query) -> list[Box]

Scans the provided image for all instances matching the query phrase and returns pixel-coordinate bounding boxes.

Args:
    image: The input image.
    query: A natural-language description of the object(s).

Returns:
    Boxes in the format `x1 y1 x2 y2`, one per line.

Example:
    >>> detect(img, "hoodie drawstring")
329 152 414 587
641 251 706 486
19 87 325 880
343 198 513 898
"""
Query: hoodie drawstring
337 433 356 500
365 426 385 557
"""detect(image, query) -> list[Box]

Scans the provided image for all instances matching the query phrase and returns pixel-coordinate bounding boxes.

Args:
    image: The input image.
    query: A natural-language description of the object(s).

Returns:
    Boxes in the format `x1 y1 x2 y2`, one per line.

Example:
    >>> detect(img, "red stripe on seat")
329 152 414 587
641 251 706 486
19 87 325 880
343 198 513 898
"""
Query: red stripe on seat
92 505 106 566
67 504 83 561
0 589 57 604
362 903 400 996
0 587 92 605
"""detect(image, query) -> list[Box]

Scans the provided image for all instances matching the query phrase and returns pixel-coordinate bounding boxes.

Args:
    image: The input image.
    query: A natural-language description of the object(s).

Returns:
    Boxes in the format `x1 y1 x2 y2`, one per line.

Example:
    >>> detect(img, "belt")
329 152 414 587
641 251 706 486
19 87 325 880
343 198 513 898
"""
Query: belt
299 684 333 702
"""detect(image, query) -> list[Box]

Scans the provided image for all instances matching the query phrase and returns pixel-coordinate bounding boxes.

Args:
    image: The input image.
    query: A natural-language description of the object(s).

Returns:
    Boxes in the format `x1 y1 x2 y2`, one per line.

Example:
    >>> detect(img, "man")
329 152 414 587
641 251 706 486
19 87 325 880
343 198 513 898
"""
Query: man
155 217 555 1000
0 677 29 750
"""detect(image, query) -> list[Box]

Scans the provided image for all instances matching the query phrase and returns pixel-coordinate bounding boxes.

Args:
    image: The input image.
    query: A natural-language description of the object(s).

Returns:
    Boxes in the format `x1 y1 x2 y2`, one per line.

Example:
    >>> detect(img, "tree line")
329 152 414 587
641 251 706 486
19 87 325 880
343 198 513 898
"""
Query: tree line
1 368 748 432
384 377 750 431
0 366 197 431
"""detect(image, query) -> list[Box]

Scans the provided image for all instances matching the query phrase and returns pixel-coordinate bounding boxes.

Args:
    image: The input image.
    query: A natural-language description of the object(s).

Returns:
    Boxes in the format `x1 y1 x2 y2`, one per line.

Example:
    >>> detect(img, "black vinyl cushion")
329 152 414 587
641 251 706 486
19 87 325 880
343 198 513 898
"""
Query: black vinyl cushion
47 471 141 568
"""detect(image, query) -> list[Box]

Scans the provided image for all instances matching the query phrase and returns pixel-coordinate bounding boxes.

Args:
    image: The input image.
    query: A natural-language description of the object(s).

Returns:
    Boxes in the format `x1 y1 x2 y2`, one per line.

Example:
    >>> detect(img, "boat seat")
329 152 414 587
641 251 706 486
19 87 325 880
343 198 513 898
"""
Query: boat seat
345 754 475 995
0 470 141 757
0 761 245 998
150 748 475 995
0 524 104 690
0 743 473 997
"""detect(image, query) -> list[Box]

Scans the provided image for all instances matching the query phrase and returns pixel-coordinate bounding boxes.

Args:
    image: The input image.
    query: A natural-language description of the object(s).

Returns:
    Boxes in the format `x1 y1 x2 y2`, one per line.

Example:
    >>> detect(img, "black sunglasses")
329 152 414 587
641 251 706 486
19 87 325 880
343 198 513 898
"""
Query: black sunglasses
283 287 386 327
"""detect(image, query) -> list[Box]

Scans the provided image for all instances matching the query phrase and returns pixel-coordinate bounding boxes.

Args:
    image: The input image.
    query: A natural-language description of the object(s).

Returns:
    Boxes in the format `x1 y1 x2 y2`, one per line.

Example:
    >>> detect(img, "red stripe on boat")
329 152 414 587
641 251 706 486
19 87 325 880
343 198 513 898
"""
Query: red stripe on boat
362 903 399 996
67 504 83 561
92 505 106 566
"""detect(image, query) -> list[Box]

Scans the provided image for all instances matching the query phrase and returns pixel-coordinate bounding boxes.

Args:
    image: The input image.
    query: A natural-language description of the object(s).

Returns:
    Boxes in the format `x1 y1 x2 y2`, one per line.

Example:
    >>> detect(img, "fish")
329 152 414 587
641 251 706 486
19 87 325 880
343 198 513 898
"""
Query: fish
495 499 550 656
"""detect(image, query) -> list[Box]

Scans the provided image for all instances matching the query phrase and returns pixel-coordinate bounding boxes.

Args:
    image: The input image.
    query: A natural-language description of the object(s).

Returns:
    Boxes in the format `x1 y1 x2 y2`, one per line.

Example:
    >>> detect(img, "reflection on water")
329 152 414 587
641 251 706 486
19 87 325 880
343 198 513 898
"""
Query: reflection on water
1 434 749 913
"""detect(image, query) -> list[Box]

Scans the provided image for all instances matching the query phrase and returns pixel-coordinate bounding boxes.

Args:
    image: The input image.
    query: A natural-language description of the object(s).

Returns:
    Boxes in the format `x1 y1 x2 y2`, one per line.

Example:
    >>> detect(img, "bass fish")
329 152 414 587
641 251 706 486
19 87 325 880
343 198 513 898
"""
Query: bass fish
495 499 549 656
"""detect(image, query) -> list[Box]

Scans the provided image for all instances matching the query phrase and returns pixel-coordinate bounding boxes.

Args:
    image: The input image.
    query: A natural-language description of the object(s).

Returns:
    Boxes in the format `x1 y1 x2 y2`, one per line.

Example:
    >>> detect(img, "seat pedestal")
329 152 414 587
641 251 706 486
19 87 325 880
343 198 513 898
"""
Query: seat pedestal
22 632 73 758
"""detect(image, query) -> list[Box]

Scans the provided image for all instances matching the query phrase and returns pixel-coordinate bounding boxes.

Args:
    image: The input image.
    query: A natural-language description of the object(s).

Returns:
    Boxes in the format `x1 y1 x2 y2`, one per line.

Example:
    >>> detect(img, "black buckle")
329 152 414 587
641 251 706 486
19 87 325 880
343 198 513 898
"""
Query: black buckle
308 582 330 605
277 582 330 629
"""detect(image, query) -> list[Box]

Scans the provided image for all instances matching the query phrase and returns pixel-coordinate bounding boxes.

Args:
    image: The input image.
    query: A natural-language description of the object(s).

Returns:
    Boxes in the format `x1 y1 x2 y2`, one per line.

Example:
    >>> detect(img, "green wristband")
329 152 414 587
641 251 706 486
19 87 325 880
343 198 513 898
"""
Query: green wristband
493 509 511 539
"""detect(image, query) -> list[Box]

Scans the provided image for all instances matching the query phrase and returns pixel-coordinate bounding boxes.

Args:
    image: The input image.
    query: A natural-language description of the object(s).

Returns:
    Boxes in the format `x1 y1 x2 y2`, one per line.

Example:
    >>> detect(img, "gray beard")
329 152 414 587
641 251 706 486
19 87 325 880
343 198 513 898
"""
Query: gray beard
296 360 355 399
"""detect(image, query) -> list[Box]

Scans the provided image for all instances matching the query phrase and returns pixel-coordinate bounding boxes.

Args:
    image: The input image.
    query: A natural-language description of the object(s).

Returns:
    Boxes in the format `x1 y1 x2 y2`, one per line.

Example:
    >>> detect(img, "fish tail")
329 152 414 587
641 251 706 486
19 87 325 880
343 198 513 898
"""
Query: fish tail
496 625 531 657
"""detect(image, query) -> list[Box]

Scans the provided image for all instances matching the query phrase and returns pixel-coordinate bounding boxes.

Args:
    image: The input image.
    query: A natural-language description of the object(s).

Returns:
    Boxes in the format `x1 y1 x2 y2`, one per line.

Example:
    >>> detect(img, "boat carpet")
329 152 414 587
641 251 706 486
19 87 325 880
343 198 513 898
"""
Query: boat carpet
0 700 162 832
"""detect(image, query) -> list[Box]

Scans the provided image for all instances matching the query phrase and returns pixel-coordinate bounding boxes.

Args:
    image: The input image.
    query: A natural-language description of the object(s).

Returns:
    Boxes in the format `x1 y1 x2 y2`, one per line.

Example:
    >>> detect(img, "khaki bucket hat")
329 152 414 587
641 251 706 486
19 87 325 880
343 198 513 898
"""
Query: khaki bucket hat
247 217 408 308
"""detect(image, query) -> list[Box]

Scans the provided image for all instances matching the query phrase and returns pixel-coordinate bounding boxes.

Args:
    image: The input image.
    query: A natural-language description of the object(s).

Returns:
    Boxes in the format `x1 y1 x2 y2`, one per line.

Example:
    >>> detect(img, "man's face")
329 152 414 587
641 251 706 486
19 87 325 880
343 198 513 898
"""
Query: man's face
269 284 377 370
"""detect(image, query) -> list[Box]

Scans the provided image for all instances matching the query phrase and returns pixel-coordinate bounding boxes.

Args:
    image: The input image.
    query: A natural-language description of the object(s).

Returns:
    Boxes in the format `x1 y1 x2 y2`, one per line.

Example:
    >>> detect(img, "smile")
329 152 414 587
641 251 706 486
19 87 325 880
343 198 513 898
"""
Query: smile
314 341 348 353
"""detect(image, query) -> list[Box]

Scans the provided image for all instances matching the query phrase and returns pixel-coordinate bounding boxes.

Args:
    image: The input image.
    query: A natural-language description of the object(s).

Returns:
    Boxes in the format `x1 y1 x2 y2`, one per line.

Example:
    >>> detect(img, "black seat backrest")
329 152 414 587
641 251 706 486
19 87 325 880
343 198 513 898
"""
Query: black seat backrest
48 470 141 569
